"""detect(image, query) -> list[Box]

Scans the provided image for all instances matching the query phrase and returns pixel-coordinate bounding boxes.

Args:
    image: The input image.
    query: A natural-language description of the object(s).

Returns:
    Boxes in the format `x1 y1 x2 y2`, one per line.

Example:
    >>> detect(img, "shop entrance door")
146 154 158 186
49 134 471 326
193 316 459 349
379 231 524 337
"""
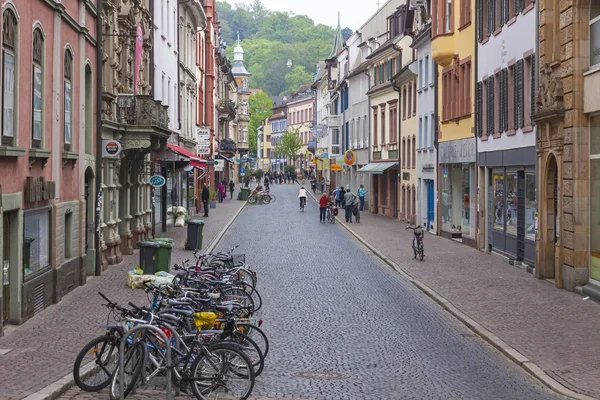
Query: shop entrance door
3 213 10 324
372 176 379 214
427 180 434 231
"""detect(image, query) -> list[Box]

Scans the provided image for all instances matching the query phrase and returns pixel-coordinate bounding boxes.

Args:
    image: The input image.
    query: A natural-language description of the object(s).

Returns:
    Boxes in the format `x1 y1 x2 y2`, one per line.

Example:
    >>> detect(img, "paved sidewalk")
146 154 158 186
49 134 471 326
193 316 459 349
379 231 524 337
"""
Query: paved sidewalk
0 197 245 400
334 211 600 399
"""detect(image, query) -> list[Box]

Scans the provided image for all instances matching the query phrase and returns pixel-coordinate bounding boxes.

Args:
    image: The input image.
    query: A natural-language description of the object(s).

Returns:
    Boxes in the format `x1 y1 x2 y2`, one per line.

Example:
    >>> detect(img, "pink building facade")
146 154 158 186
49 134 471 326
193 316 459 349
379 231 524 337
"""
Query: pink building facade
0 0 97 333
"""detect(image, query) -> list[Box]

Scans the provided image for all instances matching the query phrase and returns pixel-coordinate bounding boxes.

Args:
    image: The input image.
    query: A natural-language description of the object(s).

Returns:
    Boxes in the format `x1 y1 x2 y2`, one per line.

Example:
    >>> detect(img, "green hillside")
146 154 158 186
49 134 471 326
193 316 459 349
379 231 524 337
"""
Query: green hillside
216 1 352 96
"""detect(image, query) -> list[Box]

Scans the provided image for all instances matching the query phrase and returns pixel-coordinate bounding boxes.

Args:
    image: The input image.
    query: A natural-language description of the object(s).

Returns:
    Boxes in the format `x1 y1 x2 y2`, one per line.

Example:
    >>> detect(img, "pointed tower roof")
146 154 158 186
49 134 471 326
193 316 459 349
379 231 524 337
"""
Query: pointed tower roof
328 12 344 59
232 32 250 76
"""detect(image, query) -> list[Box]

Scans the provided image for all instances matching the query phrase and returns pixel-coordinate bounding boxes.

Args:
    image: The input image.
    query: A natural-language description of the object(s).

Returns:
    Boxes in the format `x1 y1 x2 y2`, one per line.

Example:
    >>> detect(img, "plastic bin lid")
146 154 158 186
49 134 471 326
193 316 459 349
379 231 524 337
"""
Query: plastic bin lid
148 238 174 243
188 220 205 225
136 241 160 248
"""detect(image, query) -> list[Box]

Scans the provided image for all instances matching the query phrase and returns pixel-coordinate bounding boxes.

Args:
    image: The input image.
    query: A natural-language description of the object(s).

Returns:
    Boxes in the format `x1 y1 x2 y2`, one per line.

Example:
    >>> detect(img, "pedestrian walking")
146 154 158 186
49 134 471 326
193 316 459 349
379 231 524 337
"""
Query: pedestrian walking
319 193 328 223
358 184 368 211
320 177 326 193
343 189 358 223
311 178 317 193
229 180 235 199
217 181 226 203
201 183 210 217
264 176 270 191
333 186 342 208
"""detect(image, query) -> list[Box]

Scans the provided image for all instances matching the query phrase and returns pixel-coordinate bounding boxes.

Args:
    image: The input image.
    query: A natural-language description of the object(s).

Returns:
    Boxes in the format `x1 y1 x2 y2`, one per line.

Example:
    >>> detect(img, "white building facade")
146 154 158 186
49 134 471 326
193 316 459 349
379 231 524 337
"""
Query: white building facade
412 4 437 233
476 0 538 265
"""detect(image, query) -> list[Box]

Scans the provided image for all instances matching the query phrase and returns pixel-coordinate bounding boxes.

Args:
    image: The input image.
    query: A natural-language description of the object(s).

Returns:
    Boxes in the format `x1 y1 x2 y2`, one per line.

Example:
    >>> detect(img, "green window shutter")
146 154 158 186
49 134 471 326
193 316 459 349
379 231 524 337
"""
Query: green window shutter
513 62 519 129
487 76 494 135
518 59 525 128
530 56 536 122
477 0 484 41
476 81 483 137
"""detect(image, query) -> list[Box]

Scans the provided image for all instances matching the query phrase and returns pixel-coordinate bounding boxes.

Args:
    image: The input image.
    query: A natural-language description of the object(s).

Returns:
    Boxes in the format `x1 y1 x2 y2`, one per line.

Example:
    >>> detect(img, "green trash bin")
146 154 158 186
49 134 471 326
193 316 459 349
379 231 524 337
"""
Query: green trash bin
186 220 205 250
239 188 251 201
137 241 160 275
147 238 174 273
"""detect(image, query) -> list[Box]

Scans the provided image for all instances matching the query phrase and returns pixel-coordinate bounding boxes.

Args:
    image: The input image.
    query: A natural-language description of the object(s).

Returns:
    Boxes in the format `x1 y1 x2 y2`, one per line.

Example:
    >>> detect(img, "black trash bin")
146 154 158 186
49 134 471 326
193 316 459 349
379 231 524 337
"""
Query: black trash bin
186 220 205 250
137 241 160 274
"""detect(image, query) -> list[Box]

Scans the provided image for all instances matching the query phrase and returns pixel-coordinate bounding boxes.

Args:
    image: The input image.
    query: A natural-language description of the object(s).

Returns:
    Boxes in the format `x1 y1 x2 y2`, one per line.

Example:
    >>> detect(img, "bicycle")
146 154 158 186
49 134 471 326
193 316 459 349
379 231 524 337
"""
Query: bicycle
406 225 425 261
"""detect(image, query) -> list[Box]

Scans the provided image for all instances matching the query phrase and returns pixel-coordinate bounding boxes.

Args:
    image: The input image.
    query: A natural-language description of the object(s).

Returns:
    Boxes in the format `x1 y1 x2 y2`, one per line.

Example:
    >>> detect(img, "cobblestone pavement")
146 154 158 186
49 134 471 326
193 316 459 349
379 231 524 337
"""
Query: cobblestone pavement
0 197 244 400
60 185 565 399
328 208 600 399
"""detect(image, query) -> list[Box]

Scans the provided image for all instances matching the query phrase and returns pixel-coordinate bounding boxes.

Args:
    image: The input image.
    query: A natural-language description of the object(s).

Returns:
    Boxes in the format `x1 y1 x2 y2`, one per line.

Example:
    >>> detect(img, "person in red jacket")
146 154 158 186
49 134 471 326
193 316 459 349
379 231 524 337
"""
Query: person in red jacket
319 193 328 223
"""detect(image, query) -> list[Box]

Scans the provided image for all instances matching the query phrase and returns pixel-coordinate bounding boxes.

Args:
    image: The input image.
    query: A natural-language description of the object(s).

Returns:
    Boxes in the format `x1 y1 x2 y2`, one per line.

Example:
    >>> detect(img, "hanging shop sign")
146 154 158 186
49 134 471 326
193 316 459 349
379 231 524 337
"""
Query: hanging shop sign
102 140 122 157
197 127 210 142
344 150 356 165
183 165 194 172
149 175 166 188
331 164 342 171
197 144 211 155
214 160 224 171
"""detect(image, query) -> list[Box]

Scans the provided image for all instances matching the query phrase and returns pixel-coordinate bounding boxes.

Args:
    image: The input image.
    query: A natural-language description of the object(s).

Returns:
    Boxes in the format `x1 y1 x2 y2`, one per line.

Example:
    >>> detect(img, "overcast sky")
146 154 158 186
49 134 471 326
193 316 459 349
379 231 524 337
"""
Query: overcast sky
233 0 382 31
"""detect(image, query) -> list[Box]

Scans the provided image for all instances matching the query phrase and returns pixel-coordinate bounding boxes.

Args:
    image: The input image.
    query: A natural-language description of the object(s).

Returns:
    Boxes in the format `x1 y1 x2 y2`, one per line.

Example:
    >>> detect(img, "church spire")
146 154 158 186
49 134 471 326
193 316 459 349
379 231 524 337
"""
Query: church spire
328 12 344 59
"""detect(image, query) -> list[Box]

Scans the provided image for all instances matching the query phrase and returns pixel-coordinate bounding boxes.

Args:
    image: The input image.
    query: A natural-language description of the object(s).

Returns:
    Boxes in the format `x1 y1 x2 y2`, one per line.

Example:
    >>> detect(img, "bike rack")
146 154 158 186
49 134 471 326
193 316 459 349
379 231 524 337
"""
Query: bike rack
118 324 175 400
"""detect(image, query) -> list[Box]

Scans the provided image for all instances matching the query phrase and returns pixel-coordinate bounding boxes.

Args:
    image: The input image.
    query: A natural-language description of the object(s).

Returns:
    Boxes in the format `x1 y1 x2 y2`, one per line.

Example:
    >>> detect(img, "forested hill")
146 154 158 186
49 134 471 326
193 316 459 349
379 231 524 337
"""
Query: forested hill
216 1 352 97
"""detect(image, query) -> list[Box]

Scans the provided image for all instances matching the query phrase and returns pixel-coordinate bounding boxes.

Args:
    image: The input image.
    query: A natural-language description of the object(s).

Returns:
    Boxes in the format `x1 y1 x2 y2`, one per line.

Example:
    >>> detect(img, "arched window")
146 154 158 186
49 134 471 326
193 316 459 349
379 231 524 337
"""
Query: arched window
64 50 73 151
32 28 44 148
2 9 17 145
242 78 247 89
402 185 406 219
407 136 411 169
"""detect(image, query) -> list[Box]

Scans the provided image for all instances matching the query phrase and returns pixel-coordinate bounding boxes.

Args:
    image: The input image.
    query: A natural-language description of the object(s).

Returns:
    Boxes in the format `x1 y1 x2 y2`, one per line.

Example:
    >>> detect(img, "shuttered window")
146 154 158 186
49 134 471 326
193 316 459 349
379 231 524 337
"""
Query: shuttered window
477 0 483 41
476 82 483 136
514 59 524 129
488 0 495 36
487 76 495 136
518 59 525 128
502 68 509 132
530 56 535 124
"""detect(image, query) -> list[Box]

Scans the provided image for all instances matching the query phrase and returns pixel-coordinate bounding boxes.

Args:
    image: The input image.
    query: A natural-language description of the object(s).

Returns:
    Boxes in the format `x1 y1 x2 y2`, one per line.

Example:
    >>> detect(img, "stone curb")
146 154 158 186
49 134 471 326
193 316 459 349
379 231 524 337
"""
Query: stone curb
22 201 248 400
318 191 597 400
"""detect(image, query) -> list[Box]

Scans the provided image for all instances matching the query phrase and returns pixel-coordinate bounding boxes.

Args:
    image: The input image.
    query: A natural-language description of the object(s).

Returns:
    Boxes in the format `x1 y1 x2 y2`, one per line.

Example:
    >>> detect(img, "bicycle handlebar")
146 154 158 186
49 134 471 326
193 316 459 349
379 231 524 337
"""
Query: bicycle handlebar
405 225 423 230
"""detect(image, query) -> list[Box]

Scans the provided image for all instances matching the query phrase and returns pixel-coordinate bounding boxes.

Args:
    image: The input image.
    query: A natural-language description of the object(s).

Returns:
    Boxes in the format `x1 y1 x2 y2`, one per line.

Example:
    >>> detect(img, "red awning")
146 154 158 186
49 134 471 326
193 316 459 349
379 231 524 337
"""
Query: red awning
167 143 207 168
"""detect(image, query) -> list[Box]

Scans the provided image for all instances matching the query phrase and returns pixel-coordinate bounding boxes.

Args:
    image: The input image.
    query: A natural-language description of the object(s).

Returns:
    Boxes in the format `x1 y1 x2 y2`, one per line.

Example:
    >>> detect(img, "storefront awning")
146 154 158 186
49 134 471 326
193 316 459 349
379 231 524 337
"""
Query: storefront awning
167 143 206 168
357 161 398 174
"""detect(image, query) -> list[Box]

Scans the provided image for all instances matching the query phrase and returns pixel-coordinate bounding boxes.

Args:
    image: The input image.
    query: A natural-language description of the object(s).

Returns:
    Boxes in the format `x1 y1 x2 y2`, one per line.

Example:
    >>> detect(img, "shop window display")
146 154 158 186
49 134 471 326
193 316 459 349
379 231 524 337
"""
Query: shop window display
525 173 537 241
493 173 504 231
441 163 475 237
23 210 50 277
590 116 600 280
505 172 518 236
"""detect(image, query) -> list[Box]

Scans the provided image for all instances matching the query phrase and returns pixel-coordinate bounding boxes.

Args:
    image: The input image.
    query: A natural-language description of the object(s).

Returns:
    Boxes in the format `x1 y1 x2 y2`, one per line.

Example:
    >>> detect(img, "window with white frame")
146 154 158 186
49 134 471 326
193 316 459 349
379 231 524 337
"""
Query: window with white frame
2 9 17 146
32 28 44 149
425 55 430 85
592 3 600 67
424 115 429 149
64 50 73 151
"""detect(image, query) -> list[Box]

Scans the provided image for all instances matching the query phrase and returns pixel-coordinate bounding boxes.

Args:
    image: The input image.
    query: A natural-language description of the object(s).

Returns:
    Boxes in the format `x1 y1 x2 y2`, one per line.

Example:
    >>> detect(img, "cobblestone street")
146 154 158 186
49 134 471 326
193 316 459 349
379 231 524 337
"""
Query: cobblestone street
0 198 244 400
60 184 565 399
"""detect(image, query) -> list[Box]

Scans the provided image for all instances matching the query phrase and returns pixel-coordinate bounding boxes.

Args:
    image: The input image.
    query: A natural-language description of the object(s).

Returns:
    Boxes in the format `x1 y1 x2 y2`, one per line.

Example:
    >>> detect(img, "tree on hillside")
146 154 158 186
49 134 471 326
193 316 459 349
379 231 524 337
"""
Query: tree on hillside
283 66 314 96
276 128 304 166
248 91 274 153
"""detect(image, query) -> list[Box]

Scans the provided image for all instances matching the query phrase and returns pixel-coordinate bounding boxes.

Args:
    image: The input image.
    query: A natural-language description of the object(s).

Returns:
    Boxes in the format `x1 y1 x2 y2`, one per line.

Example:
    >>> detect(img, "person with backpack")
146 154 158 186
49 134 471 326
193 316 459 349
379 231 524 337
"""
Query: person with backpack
229 180 235 199
343 189 358 223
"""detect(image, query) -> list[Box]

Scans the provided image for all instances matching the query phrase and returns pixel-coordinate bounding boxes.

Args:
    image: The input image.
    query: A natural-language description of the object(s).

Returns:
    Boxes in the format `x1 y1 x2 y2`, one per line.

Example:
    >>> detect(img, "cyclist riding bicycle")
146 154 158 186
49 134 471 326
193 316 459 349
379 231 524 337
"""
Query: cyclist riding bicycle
298 187 307 210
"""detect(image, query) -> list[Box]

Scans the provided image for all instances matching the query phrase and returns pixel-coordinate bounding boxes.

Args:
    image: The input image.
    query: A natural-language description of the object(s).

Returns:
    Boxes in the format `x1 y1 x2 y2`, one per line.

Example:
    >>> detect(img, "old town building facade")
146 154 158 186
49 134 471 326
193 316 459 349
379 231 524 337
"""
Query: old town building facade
0 0 97 331
431 0 476 247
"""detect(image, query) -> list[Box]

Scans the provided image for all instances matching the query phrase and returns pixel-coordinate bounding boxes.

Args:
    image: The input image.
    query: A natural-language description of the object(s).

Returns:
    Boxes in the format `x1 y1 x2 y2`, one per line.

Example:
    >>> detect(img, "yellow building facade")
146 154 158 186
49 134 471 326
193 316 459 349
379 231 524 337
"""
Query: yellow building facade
258 120 272 171
286 88 314 172
431 0 476 247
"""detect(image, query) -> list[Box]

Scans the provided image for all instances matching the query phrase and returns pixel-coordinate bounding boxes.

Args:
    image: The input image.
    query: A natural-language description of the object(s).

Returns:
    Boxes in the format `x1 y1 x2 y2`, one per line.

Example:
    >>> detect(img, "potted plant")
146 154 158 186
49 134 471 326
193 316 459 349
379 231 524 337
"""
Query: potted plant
209 189 218 208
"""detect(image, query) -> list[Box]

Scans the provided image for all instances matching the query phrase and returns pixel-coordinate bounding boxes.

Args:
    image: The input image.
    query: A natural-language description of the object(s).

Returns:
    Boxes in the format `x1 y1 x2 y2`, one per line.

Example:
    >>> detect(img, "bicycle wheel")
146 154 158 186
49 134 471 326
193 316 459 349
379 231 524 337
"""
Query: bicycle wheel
236 323 269 359
419 244 424 261
221 288 255 311
190 343 255 400
247 195 256 205
219 331 265 377
73 334 120 392
413 245 418 259
262 195 271 204
108 341 145 400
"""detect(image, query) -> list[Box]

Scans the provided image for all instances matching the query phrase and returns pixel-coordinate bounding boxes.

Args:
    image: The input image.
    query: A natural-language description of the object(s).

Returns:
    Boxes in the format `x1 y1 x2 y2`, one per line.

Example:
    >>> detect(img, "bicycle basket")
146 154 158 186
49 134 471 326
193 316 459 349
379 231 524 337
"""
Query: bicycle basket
193 312 217 331
232 254 245 265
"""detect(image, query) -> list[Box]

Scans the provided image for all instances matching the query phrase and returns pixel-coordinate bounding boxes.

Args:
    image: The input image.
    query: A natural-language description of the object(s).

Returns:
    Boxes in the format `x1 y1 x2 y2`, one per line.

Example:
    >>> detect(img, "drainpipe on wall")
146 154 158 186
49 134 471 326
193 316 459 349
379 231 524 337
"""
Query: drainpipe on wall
364 68 372 212
392 44 403 219
177 5 182 132
433 58 440 236
94 0 104 276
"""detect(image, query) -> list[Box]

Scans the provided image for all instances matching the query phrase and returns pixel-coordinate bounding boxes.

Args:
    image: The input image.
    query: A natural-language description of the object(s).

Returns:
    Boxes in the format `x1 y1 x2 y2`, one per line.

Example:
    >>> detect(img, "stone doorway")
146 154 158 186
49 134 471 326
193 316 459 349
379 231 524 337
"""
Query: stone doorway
539 154 559 281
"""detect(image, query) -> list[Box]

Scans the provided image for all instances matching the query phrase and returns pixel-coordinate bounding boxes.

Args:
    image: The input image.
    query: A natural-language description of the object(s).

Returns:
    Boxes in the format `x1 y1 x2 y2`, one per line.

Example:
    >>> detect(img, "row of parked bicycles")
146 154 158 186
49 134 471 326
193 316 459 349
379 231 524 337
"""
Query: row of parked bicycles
72 245 266 400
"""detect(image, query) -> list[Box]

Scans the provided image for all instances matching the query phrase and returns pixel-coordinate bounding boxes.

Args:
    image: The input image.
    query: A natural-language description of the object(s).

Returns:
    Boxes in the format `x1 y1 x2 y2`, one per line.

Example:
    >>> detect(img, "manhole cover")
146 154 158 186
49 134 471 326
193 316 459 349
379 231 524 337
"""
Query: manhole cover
292 371 346 380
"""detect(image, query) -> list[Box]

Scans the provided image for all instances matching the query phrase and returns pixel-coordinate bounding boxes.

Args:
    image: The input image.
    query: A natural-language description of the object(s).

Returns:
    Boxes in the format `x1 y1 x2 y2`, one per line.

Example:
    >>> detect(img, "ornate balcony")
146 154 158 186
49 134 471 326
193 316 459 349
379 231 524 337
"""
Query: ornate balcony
116 95 169 129
218 100 237 121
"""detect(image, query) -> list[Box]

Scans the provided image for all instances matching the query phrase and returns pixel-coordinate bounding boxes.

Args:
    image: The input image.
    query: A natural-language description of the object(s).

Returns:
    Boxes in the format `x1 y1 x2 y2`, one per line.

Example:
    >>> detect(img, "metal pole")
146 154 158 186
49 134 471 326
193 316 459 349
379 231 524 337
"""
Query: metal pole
118 325 173 400
161 166 167 233
94 0 104 276
186 171 190 213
